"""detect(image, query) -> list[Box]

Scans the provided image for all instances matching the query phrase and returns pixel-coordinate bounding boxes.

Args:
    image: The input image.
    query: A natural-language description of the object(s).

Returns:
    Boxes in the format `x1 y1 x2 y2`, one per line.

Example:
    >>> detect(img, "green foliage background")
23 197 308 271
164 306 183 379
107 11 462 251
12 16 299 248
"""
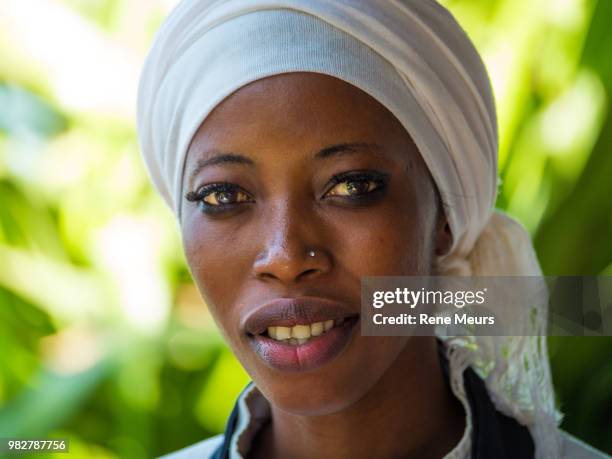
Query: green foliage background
0 0 610 457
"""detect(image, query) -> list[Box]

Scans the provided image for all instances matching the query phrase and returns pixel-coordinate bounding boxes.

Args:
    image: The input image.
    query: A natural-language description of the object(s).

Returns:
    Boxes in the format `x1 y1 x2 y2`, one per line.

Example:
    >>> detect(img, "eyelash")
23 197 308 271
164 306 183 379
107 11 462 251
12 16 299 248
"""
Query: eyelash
185 170 390 215
324 171 389 201
185 182 254 215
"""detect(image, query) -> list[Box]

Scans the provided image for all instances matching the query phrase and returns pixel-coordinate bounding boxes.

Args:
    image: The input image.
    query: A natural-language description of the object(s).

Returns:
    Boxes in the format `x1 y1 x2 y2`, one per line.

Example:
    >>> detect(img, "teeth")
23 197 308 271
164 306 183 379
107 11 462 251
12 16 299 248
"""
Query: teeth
265 320 341 344
275 326 291 340
310 322 323 336
291 324 311 339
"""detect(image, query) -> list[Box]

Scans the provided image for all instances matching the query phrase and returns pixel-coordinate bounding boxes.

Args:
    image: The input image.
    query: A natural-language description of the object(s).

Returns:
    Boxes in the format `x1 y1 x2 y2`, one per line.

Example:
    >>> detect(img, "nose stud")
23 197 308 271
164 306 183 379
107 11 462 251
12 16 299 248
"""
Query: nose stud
308 250 316 258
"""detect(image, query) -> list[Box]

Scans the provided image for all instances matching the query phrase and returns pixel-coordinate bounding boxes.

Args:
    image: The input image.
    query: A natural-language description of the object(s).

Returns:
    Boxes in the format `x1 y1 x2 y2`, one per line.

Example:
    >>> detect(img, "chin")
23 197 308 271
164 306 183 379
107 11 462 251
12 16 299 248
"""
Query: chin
262 376 374 417
249 337 409 416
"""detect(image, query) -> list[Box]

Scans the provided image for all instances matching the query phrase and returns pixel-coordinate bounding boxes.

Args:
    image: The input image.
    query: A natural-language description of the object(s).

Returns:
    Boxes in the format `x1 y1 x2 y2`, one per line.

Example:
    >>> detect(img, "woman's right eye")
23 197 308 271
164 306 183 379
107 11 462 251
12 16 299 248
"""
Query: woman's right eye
186 183 254 214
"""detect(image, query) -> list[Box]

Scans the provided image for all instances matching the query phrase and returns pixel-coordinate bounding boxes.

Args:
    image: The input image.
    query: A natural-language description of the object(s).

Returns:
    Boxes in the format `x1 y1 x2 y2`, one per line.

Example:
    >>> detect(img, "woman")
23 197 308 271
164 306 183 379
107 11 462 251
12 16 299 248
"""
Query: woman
137 1 609 458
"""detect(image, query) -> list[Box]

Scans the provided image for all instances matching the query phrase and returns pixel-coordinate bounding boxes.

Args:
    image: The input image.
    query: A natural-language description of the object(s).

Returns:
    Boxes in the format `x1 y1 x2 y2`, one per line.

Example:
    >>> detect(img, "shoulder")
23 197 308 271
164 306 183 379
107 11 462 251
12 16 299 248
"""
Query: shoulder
158 434 224 459
561 431 611 459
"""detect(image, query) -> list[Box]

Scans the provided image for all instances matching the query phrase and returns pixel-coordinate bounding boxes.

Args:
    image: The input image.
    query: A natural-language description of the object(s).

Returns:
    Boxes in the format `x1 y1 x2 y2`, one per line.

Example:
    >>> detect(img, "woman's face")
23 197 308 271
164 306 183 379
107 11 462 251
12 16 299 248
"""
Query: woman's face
180 73 451 415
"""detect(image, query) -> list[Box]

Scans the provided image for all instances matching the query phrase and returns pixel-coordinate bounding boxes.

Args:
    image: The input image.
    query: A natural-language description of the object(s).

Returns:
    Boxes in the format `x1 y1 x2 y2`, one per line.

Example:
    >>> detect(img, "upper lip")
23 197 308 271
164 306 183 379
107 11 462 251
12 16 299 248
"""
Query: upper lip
243 296 358 336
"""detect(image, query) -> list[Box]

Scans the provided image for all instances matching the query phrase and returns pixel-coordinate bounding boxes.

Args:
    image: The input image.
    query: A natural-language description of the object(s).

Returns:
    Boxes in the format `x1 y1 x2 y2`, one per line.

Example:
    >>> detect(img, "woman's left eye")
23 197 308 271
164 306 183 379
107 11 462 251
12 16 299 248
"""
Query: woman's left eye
326 179 379 197
324 172 389 199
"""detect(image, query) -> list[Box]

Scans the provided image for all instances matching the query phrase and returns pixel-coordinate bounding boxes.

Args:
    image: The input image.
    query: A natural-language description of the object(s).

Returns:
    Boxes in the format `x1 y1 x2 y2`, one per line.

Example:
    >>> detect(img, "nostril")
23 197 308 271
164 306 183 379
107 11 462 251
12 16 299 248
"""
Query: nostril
253 246 332 283
257 272 277 281
298 268 319 279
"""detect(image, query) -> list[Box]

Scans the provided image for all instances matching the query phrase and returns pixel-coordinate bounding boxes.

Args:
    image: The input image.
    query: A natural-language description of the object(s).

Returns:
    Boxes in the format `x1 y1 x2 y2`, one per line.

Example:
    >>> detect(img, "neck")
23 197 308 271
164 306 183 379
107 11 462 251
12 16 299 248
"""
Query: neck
253 337 465 459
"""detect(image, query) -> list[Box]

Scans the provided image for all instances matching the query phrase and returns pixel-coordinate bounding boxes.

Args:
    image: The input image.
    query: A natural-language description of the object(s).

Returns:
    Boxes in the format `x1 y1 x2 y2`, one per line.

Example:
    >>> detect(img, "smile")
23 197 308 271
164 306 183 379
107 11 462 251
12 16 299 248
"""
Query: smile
243 297 359 372
266 318 350 345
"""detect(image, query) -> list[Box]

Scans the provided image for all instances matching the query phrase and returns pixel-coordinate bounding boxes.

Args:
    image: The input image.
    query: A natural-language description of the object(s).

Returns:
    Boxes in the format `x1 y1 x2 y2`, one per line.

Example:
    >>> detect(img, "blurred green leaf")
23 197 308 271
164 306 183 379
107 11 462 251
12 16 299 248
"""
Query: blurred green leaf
0 84 66 139
0 360 111 438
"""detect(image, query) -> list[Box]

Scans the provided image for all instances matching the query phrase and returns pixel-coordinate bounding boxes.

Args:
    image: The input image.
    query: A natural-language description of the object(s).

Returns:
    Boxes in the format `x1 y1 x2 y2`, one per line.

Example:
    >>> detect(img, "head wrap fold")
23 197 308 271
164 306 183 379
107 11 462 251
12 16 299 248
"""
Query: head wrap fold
137 1 561 457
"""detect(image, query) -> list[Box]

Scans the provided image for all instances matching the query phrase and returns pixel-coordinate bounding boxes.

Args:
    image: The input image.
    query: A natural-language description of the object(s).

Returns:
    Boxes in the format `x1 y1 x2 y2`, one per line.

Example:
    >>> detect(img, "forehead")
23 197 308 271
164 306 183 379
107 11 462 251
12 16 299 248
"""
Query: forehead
187 72 412 154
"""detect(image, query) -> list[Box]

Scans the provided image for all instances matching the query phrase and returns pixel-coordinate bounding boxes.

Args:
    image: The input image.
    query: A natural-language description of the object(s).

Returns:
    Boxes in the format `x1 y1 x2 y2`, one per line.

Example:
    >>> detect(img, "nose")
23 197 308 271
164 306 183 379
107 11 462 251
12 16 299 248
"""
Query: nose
252 202 332 284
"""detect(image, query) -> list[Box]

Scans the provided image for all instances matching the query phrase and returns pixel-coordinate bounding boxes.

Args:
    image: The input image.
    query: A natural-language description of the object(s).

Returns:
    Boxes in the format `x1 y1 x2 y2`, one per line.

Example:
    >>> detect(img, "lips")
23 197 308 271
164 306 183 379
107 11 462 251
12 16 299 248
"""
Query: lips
243 297 359 372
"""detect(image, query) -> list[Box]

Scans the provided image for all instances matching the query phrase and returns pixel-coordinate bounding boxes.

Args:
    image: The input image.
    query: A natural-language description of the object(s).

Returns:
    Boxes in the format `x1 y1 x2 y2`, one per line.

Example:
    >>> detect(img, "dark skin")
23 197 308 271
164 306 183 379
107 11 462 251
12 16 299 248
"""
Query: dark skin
180 73 464 459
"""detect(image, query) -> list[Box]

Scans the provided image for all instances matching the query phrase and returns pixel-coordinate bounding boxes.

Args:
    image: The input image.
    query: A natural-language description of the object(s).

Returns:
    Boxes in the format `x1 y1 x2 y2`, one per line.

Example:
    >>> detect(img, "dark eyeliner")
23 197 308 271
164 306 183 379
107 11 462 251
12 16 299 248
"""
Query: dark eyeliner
322 170 391 206
329 170 389 185
185 182 252 215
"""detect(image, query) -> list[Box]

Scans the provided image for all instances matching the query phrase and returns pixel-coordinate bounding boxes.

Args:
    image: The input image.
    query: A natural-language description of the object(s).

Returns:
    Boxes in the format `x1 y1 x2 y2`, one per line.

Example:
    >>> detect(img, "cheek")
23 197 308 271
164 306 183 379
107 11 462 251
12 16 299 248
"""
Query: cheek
334 202 435 276
180 215 252 338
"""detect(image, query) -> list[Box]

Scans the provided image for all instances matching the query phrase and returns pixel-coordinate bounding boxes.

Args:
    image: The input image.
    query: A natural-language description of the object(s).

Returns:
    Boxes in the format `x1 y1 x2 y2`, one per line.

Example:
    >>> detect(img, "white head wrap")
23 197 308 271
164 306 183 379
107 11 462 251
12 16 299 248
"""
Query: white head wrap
137 1 562 457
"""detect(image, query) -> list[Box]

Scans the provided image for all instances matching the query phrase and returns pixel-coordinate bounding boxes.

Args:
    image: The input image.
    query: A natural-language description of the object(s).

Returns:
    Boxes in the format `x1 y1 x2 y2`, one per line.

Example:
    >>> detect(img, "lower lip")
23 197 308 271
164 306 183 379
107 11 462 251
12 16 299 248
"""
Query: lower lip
248 318 359 373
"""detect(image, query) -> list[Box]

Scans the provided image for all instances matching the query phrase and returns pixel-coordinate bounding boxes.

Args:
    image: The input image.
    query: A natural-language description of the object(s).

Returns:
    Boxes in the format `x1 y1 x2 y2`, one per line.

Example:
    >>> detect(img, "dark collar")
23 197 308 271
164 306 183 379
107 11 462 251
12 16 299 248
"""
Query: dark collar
213 345 535 459
438 345 535 458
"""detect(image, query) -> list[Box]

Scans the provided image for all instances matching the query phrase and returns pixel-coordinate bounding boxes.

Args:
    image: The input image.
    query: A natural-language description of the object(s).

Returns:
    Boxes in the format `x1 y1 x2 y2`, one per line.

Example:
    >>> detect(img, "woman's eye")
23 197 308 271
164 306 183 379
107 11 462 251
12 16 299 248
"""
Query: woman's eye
326 179 380 197
186 183 254 213
324 172 389 200
203 188 251 206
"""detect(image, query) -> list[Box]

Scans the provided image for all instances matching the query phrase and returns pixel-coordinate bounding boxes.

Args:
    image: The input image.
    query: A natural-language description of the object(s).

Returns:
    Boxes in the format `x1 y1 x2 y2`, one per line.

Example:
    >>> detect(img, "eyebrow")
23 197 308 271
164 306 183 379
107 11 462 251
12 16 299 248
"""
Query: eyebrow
188 153 254 188
188 142 382 187
315 142 382 159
